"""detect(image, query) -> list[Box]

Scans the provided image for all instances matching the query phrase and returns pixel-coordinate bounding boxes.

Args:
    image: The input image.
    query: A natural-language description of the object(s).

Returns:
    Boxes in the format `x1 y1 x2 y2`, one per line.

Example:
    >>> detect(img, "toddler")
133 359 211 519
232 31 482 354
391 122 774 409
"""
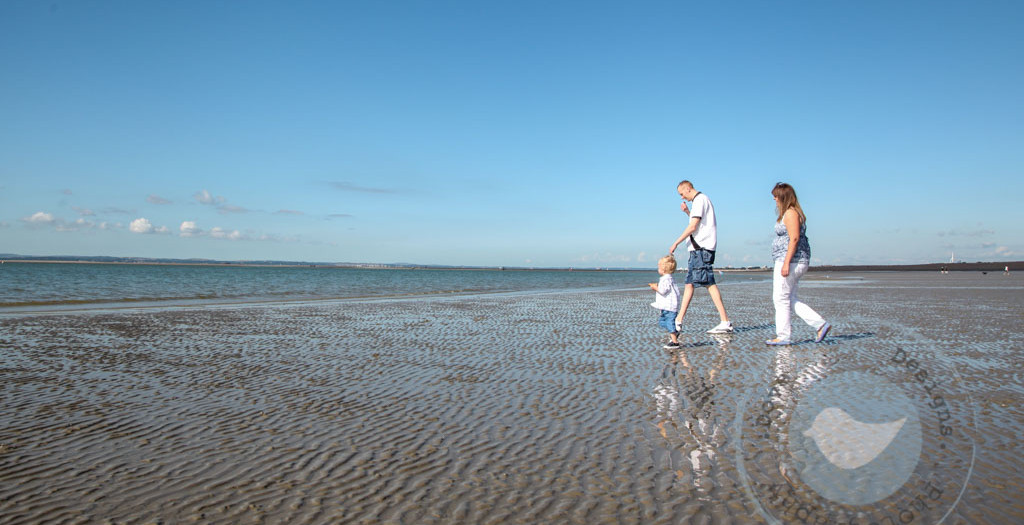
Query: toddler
649 255 681 349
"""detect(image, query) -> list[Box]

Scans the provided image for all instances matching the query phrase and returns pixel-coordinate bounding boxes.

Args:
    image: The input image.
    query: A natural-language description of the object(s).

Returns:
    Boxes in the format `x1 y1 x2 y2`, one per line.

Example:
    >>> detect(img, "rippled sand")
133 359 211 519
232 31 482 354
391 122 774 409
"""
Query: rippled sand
1 272 1021 524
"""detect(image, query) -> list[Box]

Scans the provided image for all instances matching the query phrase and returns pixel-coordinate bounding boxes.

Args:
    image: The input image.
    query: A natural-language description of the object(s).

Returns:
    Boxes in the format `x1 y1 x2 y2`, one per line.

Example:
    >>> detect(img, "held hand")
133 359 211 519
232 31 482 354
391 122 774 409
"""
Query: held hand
648 283 659 291
680 202 690 215
780 265 790 277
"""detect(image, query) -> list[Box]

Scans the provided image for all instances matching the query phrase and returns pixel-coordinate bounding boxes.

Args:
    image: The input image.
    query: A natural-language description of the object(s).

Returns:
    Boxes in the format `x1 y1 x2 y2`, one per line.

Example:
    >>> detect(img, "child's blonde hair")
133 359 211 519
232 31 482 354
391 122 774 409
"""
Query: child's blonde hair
659 255 677 273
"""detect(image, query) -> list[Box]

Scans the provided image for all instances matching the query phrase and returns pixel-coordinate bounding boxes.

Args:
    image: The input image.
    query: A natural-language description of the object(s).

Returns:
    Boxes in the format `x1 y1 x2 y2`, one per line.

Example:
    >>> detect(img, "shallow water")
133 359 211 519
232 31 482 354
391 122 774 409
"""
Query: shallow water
0 262 769 312
0 272 1020 524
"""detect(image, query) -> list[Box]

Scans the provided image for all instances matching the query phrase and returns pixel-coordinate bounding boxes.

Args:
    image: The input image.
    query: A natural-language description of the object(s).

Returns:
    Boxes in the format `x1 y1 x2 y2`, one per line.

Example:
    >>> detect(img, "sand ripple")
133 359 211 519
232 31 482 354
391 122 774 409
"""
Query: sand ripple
1 273 1021 524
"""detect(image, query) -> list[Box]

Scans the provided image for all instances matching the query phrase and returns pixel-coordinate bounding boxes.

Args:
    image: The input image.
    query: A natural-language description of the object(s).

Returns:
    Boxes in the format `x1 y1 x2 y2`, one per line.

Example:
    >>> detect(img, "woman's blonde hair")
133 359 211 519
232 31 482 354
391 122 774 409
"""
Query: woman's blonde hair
772 182 806 224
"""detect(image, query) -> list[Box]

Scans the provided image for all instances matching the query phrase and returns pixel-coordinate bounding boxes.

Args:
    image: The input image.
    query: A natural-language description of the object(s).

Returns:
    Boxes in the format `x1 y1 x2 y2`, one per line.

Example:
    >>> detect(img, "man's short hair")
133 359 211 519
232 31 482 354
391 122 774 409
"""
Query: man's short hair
678 180 693 189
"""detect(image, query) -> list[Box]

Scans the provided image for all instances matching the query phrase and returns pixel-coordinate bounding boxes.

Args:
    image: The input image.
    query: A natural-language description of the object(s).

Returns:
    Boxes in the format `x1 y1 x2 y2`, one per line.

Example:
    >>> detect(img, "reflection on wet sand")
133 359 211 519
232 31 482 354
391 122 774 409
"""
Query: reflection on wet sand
652 335 731 497
0 272 1020 523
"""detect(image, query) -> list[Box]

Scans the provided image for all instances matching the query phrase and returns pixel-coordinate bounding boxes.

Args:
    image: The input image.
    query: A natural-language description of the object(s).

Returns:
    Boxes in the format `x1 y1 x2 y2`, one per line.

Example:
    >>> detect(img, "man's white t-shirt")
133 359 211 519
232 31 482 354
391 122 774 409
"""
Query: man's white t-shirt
686 192 717 252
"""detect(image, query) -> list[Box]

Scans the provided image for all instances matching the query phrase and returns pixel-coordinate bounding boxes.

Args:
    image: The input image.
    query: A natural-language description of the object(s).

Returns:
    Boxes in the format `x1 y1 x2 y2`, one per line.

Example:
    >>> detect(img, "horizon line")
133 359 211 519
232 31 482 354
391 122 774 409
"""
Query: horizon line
1 254 1020 272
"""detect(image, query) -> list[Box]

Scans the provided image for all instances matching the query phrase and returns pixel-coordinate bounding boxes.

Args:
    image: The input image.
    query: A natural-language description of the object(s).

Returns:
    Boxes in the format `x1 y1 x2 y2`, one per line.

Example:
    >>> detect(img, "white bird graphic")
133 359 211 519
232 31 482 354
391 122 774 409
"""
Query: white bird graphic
802 407 907 470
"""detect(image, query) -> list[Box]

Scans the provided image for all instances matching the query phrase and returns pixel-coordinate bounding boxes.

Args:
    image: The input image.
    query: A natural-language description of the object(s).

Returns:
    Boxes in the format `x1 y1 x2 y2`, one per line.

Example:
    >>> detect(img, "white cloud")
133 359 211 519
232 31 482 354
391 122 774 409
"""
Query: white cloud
938 228 996 237
20 212 98 232
99 221 123 230
180 221 202 237
57 218 94 232
276 209 304 216
147 194 172 205
177 221 298 243
72 206 95 216
217 204 249 214
257 233 299 243
210 227 246 240
129 218 154 234
194 189 225 206
22 211 56 225
193 189 252 214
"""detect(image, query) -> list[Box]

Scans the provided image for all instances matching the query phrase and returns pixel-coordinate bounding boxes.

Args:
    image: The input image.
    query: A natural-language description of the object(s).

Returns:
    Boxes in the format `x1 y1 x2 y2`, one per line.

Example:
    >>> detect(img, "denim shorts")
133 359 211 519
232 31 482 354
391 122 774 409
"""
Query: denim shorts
658 309 679 334
685 249 716 287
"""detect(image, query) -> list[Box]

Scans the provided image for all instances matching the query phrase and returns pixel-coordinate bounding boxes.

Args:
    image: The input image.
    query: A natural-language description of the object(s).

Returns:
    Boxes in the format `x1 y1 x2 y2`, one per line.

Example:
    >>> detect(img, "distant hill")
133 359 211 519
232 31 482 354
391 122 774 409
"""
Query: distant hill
811 261 1020 272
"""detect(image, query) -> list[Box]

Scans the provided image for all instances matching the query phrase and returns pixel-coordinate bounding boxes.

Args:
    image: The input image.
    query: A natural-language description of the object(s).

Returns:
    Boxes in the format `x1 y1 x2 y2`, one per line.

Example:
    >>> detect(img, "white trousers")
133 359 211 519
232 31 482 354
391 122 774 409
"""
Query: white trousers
773 261 826 341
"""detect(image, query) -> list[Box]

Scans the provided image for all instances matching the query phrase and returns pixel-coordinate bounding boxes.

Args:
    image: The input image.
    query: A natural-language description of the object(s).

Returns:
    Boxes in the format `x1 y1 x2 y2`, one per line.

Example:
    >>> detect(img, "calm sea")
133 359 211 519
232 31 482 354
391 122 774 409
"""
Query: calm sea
0 262 771 312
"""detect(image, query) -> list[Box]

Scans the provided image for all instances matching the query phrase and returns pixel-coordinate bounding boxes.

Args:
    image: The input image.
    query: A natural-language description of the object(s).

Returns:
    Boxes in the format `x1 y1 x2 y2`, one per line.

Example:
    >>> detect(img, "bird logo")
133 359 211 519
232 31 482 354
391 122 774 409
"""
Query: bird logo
738 357 974 519
802 407 907 470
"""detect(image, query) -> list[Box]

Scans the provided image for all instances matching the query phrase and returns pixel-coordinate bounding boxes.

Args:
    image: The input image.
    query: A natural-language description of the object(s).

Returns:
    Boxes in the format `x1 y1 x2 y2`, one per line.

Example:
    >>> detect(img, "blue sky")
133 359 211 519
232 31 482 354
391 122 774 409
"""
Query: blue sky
2 1 1022 267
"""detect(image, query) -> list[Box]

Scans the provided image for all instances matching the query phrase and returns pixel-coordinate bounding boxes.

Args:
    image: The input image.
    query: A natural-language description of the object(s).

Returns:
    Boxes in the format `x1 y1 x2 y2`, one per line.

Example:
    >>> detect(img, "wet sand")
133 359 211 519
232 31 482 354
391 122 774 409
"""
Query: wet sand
1 272 1021 524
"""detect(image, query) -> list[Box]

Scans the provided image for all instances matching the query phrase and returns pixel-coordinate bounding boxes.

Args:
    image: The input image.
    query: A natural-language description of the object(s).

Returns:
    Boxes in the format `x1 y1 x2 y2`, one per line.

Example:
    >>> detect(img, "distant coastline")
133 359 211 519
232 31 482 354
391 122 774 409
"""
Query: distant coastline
0 254 639 272
810 261 1019 272
0 254 1018 273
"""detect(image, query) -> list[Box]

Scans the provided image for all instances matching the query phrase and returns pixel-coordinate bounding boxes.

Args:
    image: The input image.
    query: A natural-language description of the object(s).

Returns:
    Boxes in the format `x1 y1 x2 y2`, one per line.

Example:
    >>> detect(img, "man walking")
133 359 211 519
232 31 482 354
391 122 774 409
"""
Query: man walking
669 180 733 334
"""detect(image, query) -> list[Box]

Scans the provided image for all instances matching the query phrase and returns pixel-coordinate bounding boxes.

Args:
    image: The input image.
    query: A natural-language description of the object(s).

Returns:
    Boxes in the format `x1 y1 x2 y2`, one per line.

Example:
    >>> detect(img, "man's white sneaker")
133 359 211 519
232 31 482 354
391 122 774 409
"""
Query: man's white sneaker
706 321 734 334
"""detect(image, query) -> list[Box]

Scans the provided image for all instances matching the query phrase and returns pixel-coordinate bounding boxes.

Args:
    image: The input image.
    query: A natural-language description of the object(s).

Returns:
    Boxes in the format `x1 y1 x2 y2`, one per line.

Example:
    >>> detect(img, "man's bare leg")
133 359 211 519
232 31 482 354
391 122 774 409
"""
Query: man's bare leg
707 284 729 324
674 284 695 329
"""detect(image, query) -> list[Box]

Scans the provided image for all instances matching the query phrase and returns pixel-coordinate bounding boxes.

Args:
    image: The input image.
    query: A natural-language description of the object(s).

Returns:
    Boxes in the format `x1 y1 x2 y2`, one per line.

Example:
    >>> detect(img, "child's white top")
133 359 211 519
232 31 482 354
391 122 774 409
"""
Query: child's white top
651 273 680 311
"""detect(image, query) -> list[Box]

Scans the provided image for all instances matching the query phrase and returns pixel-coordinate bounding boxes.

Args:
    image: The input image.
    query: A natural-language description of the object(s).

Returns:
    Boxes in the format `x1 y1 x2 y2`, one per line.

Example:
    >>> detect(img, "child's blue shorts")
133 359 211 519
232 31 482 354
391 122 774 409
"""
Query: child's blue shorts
658 309 679 334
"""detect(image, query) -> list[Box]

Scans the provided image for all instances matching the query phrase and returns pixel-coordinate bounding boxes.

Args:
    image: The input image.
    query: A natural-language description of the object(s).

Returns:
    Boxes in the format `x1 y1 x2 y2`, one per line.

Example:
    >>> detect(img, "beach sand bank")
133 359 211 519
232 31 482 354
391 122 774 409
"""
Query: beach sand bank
1 272 1021 524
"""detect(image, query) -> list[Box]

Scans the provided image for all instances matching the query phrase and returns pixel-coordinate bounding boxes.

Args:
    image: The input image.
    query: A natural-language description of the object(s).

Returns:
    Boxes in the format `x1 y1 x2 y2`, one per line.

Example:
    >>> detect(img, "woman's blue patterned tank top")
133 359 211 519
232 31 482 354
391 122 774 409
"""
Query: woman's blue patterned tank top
772 220 811 263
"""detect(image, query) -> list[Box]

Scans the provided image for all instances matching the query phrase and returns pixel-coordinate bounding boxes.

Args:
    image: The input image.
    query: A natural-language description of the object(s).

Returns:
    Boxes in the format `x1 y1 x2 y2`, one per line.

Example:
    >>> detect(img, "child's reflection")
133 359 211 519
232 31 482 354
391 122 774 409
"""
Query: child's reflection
652 335 731 494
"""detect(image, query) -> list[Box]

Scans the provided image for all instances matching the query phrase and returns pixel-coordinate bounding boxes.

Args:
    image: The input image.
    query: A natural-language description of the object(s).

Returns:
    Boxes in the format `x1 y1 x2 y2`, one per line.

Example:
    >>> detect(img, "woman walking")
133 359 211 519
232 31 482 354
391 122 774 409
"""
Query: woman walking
767 183 831 345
